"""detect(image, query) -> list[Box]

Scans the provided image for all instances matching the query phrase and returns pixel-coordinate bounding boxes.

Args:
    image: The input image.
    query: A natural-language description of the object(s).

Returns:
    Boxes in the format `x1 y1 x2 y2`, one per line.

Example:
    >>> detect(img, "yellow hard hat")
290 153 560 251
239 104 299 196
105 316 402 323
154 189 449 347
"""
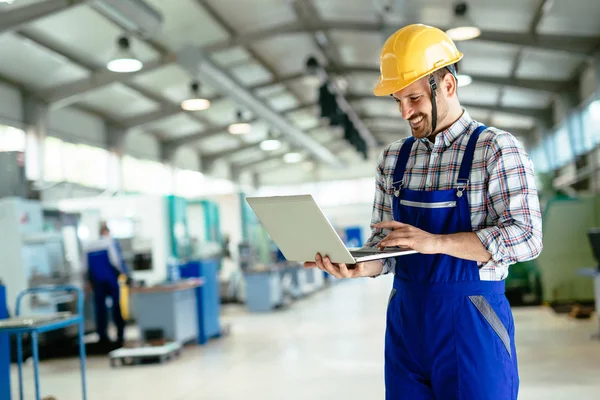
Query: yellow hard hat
374 24 463 96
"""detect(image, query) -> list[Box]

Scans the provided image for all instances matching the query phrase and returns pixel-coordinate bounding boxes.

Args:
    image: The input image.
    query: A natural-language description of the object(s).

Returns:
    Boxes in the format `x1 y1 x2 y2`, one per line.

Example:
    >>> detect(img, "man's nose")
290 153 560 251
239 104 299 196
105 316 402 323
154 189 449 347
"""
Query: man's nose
401 102 413 120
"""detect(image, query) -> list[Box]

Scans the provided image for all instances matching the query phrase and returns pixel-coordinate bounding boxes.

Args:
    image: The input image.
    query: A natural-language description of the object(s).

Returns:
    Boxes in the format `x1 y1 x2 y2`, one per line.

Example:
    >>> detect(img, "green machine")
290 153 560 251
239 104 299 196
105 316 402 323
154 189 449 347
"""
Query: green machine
534 195 600 305
239 192 276 266
167 195 223 262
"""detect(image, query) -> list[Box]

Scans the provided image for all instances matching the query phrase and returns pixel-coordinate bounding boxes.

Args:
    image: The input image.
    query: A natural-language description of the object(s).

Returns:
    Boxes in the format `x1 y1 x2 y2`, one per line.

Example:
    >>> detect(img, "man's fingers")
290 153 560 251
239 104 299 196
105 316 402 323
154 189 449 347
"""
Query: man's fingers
320 254 343 278
337 263 353 278
381 238 412 248
375 221 408 229
381 231 412 244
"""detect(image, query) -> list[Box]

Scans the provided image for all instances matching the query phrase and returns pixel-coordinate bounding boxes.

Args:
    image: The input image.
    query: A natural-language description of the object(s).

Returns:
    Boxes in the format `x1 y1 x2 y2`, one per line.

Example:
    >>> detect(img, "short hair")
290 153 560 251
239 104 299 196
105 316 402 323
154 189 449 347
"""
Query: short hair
433 62 459 86
99 222 110 236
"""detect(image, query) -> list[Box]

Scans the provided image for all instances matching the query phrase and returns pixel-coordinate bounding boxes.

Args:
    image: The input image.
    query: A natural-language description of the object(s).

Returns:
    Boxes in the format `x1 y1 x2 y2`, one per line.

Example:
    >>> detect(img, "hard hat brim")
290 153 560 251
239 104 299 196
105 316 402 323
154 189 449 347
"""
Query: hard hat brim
373 54 464 97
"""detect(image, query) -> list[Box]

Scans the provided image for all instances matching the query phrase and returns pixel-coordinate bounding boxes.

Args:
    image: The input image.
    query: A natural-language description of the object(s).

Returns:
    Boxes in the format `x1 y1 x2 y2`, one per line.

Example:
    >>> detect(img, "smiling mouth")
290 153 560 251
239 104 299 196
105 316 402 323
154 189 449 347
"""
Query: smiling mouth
410 115 424 128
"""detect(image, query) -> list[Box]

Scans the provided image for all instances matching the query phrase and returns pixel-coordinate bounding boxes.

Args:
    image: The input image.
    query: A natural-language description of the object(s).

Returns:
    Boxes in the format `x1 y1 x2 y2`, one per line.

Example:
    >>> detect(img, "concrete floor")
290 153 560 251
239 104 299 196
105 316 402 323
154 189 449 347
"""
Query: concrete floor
10 275 600 399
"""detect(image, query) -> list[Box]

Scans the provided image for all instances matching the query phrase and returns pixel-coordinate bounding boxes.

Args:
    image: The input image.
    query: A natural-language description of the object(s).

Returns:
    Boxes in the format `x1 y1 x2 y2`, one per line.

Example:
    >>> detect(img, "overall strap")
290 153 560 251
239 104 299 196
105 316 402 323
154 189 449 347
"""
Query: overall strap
457 125 487 185
392 136 416 189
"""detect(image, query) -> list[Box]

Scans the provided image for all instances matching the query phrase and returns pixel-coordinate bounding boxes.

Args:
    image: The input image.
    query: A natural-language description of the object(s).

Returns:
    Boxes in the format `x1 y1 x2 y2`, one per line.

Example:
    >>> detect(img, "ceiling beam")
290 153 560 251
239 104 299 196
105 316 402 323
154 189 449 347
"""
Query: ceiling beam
291 0 378 150
347 95 552 120
193 0 305 102
204 21 598 57
496 0 551 114
16 28 220 134
237 139 349 173
201 141 264 165
41 55 176 108
200 122 330 163
192 0 310 153
0 0 85 34
237 67 572 94
125 81 215 128
163 102 314 147
360 114 534 136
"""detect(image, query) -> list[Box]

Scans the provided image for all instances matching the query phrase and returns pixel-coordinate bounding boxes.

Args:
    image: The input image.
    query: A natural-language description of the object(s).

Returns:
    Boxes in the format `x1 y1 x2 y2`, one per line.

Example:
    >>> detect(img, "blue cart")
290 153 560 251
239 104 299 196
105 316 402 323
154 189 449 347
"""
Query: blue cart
0 285 87 400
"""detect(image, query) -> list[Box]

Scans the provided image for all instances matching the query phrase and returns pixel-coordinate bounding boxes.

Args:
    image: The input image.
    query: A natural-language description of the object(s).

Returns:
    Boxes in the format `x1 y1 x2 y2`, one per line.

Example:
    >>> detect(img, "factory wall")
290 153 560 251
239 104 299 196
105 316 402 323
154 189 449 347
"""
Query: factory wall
48 108 106 148
124 129 162 161
172 147 200 171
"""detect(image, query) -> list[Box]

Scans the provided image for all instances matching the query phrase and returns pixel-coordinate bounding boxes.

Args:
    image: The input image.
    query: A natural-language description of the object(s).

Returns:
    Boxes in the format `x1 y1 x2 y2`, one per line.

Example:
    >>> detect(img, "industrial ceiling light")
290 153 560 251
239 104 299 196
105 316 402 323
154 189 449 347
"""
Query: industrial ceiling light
260 139 282 151
304 55 325 87
228 110 251 135
107 36 143 73
284 152 302 163
446 2 481 41
181 81 211 111
260 130 281 151
457 74 473 87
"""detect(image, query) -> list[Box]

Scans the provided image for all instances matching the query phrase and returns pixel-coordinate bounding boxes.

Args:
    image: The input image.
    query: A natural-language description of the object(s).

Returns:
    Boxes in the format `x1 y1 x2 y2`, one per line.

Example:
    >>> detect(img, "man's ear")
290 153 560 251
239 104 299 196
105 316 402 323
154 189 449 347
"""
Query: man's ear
444 73 457 98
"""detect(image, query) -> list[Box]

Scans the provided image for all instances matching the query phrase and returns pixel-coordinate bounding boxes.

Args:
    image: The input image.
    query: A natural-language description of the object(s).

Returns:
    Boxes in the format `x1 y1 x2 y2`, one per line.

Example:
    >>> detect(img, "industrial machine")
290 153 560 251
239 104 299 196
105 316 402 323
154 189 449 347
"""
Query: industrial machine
536 195 600 305
0 197 89 357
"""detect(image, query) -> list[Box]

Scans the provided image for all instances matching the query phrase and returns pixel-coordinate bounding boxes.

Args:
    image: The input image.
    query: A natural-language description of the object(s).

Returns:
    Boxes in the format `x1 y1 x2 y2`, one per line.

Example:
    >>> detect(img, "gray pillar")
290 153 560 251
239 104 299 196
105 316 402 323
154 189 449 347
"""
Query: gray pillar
230 165 242 184
106 122 127 193
22 94 49 183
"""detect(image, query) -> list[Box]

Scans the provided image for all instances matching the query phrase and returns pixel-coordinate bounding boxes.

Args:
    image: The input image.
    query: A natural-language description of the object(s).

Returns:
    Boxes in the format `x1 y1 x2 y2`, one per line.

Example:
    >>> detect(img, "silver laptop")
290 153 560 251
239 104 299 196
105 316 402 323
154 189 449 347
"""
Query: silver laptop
246 195 417 264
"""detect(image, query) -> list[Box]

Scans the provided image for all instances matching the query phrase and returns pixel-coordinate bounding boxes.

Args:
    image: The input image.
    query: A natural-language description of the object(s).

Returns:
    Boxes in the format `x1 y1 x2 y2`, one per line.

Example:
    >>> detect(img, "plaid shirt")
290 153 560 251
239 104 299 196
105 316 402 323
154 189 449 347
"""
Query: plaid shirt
365 110 543 281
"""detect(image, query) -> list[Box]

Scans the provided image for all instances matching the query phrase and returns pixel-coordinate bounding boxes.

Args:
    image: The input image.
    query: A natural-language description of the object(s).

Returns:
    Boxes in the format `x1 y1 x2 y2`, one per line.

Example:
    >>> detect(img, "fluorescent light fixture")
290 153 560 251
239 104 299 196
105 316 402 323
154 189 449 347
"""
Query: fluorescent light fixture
0 0 15 3
260 139 281 151
446 26 480 41
284 152 302 163
446 2 480 41
107 36 143 73
107 58 143 73
228 123 251 135
457 74 473 87
181 98 211 111
181 81 210 111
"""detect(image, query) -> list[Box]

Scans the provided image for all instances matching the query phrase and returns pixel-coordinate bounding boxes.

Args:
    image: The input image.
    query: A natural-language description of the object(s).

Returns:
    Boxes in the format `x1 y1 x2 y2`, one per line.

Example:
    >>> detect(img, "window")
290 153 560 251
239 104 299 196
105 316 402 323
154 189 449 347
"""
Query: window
582 99 600 152
0 125 25 152
552 123 572 167
63 143 109 189
122 156 172 195
44 137 64 182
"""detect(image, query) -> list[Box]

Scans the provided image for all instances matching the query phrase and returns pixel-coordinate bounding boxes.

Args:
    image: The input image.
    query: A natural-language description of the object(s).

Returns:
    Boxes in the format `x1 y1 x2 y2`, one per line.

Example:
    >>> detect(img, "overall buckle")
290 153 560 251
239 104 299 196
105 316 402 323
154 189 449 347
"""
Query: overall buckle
392 180 404 197
456 178 469 198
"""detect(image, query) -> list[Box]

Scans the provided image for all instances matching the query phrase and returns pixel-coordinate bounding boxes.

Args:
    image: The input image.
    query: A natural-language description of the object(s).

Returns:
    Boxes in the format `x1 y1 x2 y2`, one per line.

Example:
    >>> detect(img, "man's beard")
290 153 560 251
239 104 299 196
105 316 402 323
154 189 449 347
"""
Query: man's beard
409 113 431 139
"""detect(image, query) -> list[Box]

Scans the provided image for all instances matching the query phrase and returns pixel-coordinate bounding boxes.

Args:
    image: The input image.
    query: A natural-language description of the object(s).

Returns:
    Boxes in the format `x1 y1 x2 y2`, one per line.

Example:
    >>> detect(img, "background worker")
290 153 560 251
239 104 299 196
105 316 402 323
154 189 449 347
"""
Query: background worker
305 24 543 400
83 222 129 349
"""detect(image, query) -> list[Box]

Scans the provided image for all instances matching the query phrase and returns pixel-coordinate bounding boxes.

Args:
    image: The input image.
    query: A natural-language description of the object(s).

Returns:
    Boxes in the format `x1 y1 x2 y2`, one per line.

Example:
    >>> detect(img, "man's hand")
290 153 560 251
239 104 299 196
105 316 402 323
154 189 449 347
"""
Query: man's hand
375 221 441 254
304 253 366 279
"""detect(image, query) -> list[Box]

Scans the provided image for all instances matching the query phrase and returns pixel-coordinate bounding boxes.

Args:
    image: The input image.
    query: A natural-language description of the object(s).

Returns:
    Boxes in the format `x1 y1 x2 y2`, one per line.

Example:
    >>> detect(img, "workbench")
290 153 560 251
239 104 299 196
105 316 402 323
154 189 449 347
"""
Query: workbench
130 279 203 344
243 264 325 312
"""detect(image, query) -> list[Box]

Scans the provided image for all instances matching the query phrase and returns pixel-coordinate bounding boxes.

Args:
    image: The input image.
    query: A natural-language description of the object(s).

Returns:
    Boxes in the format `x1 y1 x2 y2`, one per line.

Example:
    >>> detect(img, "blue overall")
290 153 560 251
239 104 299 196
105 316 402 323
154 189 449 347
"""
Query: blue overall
385 125 518 400
86 240 125 343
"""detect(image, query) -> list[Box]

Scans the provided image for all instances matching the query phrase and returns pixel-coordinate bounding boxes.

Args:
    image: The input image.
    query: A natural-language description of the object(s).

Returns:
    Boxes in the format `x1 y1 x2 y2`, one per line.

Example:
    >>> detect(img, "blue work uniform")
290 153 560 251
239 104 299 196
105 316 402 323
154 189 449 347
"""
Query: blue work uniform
83 237 127 344
385 125 518 399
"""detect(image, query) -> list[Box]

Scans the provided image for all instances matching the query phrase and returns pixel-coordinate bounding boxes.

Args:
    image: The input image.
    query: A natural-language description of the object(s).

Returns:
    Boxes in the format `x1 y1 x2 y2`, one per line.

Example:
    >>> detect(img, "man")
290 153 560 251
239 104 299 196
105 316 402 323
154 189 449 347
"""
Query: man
304 24 543 399
83 222 129 348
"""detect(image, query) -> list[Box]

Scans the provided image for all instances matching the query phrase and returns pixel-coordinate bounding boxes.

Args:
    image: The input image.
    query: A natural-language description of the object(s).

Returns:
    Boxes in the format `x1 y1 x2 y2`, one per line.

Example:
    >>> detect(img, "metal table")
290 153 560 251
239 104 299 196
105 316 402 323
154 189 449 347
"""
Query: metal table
0 285 87 400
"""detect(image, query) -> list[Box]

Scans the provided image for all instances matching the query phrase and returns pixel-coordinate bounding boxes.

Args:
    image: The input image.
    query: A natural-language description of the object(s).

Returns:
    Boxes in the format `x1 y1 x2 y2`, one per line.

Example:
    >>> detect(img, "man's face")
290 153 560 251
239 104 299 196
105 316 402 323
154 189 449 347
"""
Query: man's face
392 75 449 139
